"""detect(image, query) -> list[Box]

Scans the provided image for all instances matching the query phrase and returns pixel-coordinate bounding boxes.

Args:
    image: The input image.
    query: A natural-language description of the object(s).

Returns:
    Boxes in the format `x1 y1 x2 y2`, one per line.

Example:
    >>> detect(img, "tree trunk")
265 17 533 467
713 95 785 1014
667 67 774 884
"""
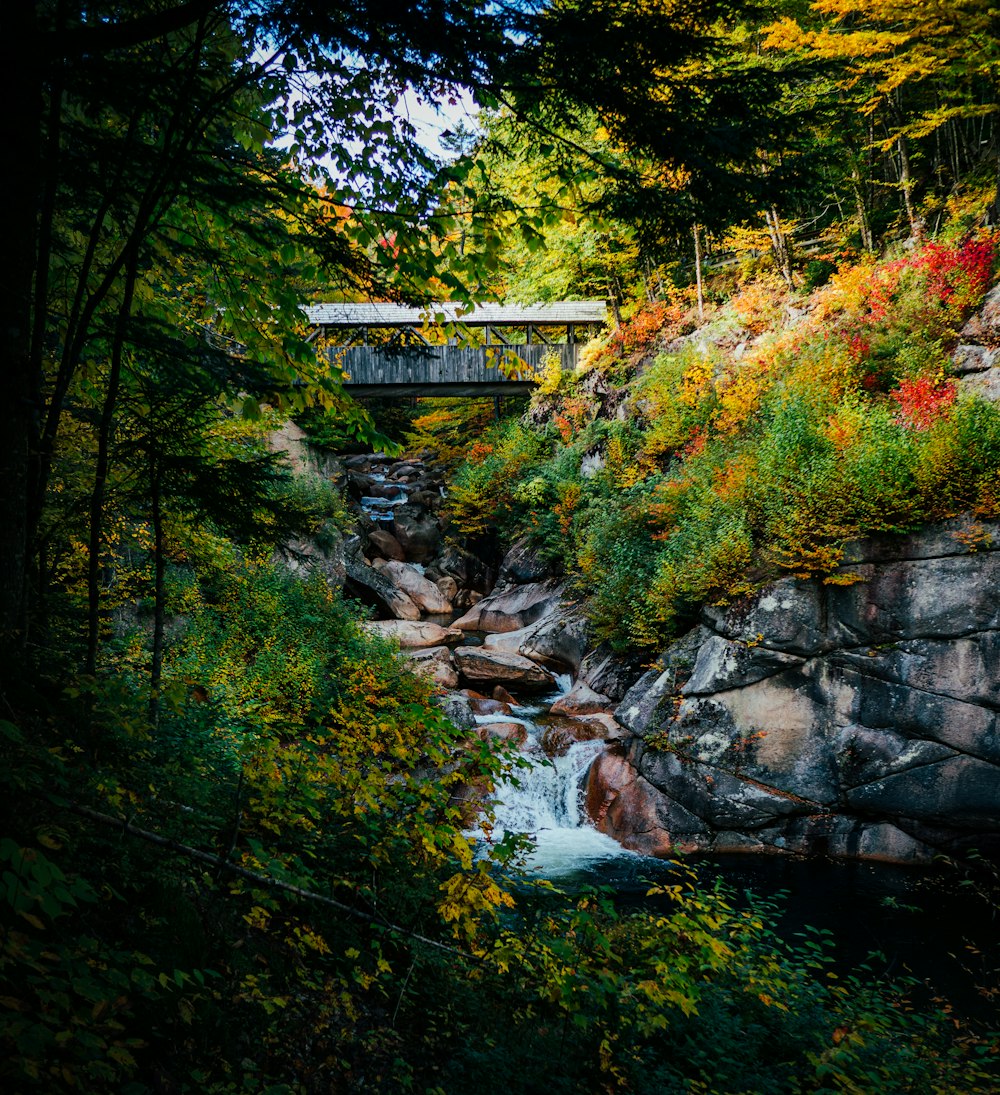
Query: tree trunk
85 249 139 674
764 207 794 287
896 131 924 242
149 466 165 725
850 169 874 252
692 223 704 321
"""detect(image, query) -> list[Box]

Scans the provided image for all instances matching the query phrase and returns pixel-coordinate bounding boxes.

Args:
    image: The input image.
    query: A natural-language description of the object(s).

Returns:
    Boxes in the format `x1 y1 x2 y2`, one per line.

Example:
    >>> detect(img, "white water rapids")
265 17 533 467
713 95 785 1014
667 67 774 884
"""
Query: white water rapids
474 677 635 877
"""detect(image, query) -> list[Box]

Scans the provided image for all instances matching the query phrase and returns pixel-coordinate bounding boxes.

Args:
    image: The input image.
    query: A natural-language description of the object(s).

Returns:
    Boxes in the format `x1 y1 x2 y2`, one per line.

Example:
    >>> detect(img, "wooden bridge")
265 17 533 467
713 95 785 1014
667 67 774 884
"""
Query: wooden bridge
305 301 608 397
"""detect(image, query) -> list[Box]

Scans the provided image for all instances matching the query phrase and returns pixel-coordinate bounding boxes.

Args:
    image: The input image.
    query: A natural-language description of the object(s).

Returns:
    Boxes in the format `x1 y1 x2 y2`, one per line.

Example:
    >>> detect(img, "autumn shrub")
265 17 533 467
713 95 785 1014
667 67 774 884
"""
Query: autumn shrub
446 417 550 535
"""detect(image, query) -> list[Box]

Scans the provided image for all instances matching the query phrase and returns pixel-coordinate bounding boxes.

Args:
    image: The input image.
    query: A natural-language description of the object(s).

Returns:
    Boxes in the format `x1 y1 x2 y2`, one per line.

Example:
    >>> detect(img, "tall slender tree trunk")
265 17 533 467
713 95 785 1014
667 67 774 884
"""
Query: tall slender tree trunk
149 465 165 725
692 223 704 321
850 169 874 251
897 133 924 242
764 207 793 287
85 249 139 674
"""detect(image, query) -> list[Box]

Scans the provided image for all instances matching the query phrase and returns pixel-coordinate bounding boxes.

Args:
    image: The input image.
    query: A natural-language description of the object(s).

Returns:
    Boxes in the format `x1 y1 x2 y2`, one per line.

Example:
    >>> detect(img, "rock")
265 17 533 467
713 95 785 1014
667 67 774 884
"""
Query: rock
344 454 372 472
478 719 528 748
409 490 442 511
497 537 556 585
952 344 999 375
520 604 590 671
436 576 459 603
393 508 442 563
958 282 1000 347
273 526 345 588
346 470 376 499
469 697 513 716
438 693 476 732
363 620 451 647
381 560 452 614
604 518 1000 863
404 645 459 689
539 716 608 757
454 589 483 611
959 366 1000 403
454 647 556 688
578 644 645 701
549 681 613 716
367 528 406 562
453 580 564 633
344 536 420 619
584 743 678 857
492 686 516 704
390 463 418 479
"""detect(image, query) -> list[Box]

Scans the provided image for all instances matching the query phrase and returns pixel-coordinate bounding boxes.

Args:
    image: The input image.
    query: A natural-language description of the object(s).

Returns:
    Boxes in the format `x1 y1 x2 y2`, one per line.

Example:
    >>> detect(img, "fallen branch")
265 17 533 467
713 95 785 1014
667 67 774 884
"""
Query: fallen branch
70 803 475 961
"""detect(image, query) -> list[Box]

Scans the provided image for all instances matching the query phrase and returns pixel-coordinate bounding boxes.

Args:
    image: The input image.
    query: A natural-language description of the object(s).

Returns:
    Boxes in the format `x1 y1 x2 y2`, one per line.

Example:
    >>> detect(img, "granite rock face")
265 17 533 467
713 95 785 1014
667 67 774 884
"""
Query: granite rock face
592 519 1000 863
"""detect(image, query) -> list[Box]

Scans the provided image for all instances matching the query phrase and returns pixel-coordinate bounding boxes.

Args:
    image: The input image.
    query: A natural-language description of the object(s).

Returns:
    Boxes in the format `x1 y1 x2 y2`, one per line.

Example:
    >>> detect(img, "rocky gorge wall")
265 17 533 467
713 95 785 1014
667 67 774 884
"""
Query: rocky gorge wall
268 277 1000 866
591 519 1000 864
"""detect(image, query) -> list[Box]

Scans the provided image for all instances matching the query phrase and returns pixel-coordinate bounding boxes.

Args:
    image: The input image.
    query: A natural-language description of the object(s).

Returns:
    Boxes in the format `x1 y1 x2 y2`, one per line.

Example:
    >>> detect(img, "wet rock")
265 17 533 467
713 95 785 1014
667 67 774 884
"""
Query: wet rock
345 454 372 472
492 686 516 704
454 647 556 688
362 620 451 647
469 697 513 716
478 720 528 748
584 743 678 857
539 716 608 758
549 681 613 716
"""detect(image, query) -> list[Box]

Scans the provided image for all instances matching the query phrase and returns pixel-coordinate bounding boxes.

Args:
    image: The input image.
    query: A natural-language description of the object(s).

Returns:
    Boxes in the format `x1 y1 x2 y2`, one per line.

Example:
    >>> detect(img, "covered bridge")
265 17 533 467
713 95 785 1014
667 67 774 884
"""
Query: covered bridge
305 300 608 397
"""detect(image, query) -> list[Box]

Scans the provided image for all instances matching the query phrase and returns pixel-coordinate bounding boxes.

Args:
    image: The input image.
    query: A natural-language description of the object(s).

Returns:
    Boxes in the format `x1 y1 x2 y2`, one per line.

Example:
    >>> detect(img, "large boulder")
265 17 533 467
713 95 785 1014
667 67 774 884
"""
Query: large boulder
393 506 442 563
602 518 1000 863
367 528 406 562
404 645 459 689
381 560 452 614
344 536 421 619
452 580 565 633
454 647 556 688
363 620 451 647
497 537 557 585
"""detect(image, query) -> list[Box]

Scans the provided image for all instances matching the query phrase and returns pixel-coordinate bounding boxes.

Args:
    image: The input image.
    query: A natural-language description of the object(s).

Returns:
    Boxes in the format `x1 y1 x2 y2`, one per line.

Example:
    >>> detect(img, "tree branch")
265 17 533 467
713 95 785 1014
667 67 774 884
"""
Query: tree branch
70 802 476 961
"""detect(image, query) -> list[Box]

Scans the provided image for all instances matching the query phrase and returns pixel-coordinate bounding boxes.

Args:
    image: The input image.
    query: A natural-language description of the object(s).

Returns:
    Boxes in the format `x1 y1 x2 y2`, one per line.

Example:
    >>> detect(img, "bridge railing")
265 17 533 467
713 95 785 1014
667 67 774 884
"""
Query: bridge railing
331 343 573 395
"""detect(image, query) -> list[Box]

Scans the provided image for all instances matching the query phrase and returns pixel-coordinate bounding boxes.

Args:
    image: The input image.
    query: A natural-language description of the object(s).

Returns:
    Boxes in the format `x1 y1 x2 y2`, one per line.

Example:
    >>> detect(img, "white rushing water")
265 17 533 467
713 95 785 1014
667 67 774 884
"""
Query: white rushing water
477 685 635 878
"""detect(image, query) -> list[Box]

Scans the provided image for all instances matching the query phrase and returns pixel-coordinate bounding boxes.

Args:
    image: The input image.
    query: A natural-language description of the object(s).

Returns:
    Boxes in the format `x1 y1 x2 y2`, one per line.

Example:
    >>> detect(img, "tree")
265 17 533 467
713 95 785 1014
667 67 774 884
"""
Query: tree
0 0 517 660
765 0 1000 234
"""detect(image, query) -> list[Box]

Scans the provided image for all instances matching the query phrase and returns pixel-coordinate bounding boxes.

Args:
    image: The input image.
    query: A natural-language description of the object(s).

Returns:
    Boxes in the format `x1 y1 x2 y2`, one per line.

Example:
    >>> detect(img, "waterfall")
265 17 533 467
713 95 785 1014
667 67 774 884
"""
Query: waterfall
477 692 634 877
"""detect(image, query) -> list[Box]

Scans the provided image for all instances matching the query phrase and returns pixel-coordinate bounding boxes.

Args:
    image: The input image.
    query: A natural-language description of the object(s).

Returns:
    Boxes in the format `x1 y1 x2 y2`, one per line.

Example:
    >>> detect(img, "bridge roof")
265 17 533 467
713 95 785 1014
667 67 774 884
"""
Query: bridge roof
305 300 607 328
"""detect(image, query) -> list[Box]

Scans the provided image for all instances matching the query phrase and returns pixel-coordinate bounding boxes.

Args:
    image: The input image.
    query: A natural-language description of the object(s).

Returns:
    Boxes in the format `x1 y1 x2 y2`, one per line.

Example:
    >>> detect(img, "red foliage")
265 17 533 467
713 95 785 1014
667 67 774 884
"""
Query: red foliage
606 301 687 359
553 414 574 443
890 376 957 429
681 426 707 459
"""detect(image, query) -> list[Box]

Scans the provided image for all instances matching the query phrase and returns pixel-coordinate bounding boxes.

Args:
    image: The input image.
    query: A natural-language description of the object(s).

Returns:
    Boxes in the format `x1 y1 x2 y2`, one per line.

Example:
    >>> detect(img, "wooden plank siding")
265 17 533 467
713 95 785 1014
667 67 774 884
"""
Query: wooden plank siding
331 343 573 397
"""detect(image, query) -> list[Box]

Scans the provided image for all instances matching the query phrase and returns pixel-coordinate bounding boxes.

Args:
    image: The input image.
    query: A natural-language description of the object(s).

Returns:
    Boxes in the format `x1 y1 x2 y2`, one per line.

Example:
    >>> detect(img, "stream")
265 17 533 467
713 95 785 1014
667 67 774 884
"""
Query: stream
353 456 998 1020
